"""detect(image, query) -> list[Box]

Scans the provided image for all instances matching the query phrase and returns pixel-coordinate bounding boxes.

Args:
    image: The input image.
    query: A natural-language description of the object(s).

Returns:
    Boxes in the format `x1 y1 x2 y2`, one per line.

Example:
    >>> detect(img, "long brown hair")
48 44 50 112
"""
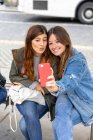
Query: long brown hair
48 26 73 79
24 25 47 81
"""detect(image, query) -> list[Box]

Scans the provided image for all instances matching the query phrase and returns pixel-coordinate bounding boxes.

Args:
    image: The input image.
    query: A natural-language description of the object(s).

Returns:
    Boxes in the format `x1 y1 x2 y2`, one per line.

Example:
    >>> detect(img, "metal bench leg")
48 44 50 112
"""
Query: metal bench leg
90 124 93 140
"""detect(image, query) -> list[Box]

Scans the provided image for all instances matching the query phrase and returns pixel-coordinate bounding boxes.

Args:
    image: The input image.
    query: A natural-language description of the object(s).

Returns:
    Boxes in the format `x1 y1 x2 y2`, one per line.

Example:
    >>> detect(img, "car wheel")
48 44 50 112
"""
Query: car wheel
77 2 93 24
0 2 3 4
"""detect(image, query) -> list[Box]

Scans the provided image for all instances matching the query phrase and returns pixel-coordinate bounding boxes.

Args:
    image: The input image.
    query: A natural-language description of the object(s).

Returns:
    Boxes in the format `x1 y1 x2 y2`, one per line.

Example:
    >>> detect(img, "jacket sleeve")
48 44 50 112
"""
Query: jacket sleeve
9 60 38 87
56 60 86 95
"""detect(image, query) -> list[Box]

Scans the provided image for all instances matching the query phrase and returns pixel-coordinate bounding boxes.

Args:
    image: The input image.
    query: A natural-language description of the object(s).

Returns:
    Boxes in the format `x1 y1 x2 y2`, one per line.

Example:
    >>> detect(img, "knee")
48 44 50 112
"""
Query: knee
55 94 73 115
19 117 27 134
17 101 38 120
0 88 7 103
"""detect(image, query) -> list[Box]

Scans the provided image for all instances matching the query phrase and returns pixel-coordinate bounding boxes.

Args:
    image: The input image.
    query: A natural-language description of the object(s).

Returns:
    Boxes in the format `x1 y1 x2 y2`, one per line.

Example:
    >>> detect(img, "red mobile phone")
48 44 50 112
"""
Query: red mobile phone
38 63 51 87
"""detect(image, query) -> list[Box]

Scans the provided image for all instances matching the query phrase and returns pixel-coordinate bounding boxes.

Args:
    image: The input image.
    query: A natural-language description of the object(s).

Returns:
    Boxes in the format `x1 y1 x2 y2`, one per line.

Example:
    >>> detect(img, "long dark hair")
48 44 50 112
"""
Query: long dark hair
24 25 47 80
48 26 73 79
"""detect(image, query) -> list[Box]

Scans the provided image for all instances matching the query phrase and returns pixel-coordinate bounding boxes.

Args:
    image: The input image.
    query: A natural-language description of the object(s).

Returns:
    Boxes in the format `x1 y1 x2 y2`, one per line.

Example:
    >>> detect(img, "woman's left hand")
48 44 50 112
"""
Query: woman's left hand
12 82 23 89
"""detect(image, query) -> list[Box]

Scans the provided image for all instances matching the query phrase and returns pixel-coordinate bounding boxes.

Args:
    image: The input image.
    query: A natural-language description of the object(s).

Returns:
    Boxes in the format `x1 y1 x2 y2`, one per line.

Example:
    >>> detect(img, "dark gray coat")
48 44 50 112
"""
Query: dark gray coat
9 47 58 87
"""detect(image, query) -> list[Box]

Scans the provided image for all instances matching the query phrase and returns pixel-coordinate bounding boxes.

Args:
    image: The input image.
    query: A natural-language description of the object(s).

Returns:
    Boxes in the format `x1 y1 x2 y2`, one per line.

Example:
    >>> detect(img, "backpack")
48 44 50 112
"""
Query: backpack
0 73 6 88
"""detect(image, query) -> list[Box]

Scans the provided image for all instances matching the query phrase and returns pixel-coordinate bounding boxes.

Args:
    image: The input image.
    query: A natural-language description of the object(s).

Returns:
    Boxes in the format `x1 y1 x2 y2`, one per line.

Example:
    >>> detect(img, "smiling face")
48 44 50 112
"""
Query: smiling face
48 34 66 57
32 33 47 56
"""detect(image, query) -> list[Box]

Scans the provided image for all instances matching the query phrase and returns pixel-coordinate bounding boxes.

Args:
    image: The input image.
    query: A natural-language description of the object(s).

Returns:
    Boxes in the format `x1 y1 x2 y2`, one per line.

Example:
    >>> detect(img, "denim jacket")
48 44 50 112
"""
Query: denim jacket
56 48 93 126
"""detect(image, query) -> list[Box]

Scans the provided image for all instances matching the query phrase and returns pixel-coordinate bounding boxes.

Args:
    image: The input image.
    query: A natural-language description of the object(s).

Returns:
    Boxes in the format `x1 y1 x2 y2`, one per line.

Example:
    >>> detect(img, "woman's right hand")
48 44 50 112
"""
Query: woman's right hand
45 68 59 93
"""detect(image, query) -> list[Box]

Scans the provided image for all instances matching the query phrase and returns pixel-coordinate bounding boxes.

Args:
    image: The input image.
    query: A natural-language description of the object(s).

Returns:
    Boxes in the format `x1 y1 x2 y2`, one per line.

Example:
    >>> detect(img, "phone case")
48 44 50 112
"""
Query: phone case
38 63 51 87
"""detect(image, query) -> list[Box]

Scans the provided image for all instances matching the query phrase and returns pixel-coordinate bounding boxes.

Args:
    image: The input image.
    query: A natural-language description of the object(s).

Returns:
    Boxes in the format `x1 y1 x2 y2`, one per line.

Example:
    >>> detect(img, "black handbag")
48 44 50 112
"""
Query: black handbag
0 73 6 87
43 88 57 121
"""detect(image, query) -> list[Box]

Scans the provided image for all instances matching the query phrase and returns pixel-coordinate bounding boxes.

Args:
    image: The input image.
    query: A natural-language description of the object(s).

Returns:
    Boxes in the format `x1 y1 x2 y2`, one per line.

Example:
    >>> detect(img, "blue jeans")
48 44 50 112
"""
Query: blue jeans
52 94 81 140
0 87 7 104
17 101 48 140
18 94 81 140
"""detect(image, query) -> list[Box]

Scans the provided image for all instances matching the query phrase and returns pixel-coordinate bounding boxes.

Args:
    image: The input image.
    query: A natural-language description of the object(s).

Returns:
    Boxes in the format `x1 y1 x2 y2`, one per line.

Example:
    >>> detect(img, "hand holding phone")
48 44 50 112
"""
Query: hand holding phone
38 63 51 87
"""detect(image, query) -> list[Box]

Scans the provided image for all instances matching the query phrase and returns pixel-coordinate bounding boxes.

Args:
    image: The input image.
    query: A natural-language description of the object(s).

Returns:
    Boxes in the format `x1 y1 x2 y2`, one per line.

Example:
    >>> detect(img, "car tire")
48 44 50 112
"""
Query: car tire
0 2 4 4
77 2 93 24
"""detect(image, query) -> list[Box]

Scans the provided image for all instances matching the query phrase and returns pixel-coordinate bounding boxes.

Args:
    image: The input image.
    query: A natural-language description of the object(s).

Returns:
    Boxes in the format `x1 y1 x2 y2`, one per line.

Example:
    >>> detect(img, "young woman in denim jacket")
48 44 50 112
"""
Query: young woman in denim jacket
45 26 93 140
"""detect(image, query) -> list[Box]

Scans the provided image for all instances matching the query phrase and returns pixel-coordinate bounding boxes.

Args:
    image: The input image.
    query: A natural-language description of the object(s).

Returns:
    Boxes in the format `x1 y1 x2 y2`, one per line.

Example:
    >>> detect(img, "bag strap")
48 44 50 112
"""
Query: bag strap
0 96 17 132
9 96 17 132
